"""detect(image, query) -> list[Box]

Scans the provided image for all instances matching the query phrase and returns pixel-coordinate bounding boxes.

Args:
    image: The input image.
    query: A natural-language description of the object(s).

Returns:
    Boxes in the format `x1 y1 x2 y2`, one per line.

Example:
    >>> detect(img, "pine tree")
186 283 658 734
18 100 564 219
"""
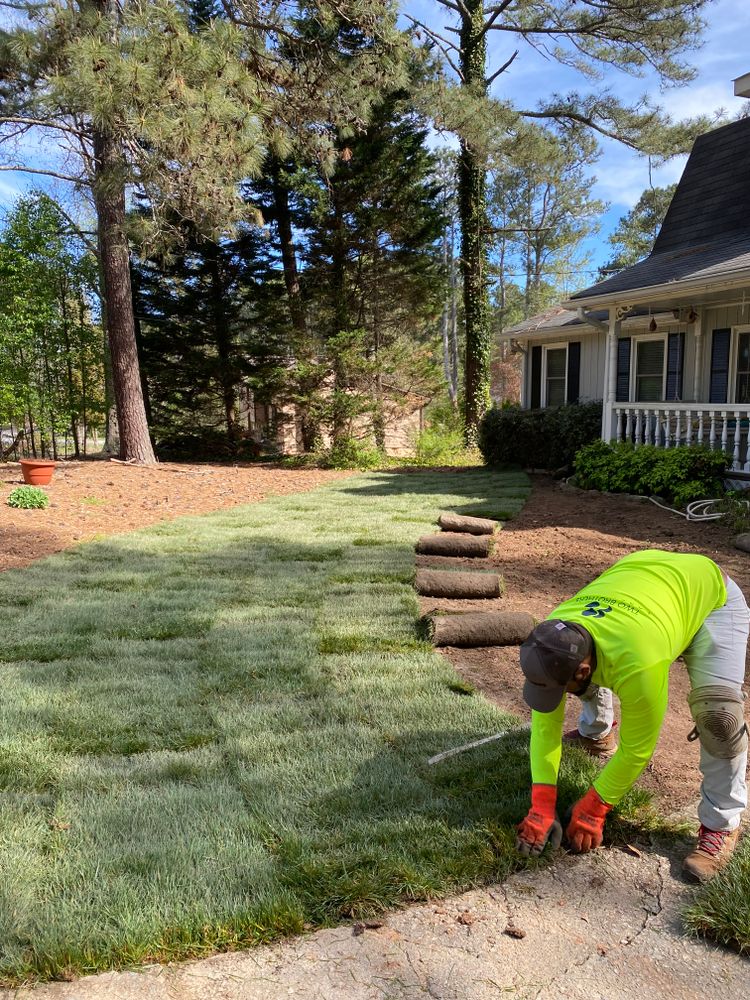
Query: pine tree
600 184 677 276
490 128 605 322
409 0 715 440
0 0 405 461
296 94 445 449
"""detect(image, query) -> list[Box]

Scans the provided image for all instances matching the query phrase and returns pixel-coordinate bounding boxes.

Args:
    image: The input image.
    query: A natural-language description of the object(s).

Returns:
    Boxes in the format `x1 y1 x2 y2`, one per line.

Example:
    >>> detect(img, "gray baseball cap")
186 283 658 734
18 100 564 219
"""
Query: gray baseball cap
520 620 593 713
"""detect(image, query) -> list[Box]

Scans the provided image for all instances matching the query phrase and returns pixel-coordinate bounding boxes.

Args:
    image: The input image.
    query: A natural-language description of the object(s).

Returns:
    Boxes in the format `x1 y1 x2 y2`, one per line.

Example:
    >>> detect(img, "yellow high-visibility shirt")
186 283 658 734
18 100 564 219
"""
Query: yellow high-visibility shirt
530 549 726 804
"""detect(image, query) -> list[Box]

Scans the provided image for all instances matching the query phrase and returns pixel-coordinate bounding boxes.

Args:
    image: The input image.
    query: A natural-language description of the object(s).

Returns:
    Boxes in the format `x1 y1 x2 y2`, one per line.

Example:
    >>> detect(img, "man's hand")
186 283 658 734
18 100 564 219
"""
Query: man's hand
566 787 612 853
516 784 562 857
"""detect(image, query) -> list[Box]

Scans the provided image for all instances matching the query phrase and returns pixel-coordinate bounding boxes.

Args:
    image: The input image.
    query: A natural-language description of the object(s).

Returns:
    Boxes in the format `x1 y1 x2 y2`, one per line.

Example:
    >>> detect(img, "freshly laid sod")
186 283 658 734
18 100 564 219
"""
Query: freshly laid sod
684 837 750 953
0 468 647 981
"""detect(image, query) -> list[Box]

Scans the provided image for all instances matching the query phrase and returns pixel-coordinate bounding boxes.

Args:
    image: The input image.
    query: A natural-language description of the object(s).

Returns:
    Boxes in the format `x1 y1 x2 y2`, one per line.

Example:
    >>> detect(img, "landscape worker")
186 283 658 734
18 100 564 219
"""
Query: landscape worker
515 548 749 882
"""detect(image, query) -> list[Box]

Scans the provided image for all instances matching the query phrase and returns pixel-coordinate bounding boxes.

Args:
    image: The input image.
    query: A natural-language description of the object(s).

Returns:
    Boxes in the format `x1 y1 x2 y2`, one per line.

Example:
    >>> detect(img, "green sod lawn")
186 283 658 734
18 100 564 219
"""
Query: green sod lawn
684 836 750 953
0 467 672 981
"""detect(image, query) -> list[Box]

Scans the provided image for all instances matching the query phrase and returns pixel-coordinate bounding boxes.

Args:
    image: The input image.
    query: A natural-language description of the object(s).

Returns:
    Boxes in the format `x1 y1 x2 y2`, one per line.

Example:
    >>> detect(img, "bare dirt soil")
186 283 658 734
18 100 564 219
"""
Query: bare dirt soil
418 475 750 819
0 458 352 574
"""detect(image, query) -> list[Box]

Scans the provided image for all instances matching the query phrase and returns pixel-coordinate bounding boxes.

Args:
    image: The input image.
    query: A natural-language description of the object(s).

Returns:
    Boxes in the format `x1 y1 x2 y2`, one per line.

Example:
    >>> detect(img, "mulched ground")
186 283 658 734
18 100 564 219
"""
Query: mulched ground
420 475 750 818
0 459 353 573
2 458 747 816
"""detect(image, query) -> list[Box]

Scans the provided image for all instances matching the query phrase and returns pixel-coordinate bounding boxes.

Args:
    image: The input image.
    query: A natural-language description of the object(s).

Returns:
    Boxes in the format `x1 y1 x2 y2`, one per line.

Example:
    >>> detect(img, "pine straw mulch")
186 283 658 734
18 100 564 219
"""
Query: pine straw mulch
0 458 353 574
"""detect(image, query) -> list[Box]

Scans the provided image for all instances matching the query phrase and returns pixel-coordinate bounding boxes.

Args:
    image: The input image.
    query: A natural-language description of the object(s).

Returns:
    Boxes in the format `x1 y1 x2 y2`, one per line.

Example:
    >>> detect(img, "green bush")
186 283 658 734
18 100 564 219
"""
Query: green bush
318 438 385 470
7 486 49 509
573 441 727 506
478 402 602 471
413 425 480 467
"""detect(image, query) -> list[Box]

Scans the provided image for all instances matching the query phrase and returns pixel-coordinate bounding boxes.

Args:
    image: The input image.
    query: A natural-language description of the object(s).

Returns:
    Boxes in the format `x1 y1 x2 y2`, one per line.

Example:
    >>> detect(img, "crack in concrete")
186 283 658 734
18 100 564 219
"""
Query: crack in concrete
528 854 668 999
618 853 666 948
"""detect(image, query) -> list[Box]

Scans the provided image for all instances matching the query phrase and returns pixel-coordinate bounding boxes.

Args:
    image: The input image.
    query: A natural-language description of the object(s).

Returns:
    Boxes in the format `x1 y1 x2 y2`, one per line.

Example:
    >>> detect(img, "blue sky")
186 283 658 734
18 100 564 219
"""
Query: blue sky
2 1 749 281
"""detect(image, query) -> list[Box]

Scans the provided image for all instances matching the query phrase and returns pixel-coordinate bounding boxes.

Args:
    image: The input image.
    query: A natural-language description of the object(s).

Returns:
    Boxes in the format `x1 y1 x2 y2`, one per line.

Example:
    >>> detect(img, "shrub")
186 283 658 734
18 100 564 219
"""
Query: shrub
478 402 603 471
573 441 727 506
413 426 480 467
317 438 384 470
7 486 49 509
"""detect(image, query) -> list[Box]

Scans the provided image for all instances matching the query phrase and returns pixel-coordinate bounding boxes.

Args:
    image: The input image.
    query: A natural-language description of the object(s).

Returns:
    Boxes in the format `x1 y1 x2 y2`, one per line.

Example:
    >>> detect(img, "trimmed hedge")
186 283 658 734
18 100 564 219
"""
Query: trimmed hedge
478 402 602 471
573 440 727 508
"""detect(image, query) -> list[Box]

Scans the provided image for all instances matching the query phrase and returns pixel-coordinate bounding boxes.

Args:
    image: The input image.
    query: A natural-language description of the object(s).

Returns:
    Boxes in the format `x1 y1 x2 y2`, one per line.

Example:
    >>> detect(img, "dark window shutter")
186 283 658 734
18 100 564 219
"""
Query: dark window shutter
709 328 731 404
615 338 631 402
530 345 542 408
666 331 684 401
566 342 581 403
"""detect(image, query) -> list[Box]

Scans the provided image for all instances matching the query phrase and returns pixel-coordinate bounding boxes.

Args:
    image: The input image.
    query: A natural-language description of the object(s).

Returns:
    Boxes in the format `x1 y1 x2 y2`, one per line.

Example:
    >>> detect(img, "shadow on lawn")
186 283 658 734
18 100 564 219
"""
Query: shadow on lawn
335 468 530 520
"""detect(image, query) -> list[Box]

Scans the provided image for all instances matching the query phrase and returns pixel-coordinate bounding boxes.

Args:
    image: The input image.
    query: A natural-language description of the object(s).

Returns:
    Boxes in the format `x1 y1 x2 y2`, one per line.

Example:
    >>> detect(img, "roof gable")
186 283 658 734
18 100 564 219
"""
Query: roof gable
653 117 750 253
571 116 750 302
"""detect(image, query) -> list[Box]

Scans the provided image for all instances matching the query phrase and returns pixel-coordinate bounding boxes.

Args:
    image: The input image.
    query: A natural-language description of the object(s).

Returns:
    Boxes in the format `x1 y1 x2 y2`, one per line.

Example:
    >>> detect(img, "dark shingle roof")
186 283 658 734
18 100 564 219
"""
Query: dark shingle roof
504 306 608 336
571 117 750 301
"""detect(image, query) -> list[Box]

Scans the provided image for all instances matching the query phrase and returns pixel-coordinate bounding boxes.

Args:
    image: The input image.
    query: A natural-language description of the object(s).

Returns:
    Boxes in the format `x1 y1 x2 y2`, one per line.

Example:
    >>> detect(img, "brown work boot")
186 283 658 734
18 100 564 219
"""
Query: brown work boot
562 723 618 761
682 825 740 884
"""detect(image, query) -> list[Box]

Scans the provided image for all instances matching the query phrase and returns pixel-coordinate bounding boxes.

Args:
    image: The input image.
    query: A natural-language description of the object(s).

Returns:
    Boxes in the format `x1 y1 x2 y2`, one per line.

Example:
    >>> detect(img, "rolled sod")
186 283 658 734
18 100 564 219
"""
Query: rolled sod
415 569 503 599
426 611 535 647
415 533 493 558
438 513 499 535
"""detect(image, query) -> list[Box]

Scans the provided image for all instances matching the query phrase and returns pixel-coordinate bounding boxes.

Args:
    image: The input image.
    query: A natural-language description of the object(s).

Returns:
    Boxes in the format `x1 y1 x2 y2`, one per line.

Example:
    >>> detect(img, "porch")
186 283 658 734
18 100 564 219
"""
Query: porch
608 402 750 472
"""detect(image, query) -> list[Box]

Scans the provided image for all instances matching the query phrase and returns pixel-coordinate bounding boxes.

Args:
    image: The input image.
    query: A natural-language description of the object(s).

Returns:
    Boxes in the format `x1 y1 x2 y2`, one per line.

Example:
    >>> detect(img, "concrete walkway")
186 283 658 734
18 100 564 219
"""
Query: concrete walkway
7 837 747 1000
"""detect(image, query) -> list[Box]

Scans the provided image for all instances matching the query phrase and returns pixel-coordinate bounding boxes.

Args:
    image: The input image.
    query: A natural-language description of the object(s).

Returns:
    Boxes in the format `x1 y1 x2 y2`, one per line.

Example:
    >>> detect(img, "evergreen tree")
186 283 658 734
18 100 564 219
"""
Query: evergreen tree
0 0 406 462
600 183 677 276
132 222 279 454
490 128 605 323
296 94 446 448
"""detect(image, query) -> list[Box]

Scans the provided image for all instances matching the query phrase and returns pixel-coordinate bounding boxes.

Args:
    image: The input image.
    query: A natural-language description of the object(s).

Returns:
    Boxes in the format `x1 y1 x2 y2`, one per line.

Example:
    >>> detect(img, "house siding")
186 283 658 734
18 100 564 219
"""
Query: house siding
698 304 750 401
521 330 606 407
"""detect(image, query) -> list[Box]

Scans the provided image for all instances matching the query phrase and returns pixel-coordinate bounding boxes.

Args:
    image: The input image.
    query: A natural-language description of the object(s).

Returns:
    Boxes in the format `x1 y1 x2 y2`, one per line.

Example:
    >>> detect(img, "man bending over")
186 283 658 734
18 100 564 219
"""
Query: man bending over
515 549 749 882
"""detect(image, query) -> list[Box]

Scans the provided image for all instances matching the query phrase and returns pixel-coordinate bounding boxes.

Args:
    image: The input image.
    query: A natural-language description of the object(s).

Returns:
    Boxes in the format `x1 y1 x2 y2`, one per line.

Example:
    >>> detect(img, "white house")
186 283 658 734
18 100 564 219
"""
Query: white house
507 77 750 473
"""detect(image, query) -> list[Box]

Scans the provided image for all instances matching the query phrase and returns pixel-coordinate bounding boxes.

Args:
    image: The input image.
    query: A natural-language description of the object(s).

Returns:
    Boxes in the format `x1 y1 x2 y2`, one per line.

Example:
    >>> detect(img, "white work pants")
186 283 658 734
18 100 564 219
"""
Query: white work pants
577 578 750 831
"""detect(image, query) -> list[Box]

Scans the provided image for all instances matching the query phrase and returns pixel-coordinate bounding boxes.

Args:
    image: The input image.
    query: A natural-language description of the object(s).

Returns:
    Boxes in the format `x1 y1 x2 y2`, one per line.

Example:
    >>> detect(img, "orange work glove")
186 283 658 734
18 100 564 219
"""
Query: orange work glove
516 784 562 857
566 787 612 853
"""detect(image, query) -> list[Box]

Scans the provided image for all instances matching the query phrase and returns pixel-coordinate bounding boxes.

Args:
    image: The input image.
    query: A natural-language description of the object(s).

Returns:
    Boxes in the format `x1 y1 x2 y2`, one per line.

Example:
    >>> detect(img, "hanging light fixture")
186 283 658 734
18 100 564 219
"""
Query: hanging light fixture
649 315 658 332
687 307 698 323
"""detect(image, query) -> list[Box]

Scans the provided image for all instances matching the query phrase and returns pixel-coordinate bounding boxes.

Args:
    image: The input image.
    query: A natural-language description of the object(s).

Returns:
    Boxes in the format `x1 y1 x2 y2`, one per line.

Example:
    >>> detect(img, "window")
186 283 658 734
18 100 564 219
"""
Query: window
635 339 665 402
736 331 750 404
543 346 567 407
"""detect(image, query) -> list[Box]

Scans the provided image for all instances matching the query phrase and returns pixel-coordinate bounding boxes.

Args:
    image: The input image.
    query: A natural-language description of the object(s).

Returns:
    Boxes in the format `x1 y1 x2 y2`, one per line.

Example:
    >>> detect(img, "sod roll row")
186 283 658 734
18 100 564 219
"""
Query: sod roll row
415 533 493 558
438 512 499 535
425 611 535 648
415 568 504 599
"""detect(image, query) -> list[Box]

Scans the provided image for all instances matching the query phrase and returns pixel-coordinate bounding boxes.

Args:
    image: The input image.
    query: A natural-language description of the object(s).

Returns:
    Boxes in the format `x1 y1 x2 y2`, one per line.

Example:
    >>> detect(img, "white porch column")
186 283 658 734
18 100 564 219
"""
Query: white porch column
692 308 704 402
602 311 621 442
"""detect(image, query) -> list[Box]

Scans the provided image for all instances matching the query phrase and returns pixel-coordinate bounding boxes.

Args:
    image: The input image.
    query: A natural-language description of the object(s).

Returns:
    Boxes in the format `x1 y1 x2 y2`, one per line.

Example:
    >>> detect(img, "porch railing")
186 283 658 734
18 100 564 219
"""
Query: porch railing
612 403 750 473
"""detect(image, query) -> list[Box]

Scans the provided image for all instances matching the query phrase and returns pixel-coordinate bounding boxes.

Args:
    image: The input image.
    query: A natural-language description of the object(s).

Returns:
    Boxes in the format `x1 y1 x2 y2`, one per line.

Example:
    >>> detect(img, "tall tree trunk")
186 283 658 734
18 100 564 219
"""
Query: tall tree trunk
60 278 81 458
330 184 349 447
458 1 491 443
270 159 318 451
441 214 459 407
205 243 238 444
93 126 155 463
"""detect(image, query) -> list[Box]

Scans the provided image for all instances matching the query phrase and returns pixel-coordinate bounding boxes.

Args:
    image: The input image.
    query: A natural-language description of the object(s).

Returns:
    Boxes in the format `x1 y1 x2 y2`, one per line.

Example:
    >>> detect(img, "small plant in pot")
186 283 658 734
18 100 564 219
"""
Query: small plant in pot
19 458 57 486
7 486 49 509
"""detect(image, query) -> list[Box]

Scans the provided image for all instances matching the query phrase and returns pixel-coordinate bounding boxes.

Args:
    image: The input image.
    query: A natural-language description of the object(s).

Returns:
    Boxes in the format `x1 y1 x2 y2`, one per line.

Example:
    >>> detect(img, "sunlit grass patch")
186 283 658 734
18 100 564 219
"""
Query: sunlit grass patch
683 838 750 953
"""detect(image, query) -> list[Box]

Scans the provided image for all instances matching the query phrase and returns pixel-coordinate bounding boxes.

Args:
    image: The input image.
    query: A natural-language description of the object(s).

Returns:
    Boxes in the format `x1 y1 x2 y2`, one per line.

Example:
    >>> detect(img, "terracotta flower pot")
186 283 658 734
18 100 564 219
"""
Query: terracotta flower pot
20 459 57 486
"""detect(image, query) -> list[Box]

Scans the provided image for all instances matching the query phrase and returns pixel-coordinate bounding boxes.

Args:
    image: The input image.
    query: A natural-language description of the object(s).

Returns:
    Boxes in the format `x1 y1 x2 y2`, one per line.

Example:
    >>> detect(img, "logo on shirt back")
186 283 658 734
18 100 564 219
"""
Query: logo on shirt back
581 601 613 619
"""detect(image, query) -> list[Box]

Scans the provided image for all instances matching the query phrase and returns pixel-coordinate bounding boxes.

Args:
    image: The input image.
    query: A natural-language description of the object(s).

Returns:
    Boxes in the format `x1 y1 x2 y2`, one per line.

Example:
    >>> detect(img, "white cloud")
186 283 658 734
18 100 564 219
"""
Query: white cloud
0 175 24 209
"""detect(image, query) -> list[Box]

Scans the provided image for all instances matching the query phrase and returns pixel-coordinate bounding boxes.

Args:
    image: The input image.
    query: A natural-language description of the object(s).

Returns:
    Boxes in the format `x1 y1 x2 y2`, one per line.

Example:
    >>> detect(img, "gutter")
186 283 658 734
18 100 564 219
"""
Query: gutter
564 267 750 311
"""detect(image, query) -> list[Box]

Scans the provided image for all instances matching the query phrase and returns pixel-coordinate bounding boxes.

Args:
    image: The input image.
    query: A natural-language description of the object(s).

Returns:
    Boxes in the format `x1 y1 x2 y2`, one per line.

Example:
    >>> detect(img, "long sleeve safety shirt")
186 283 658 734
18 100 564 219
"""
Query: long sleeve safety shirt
530 550 726 804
